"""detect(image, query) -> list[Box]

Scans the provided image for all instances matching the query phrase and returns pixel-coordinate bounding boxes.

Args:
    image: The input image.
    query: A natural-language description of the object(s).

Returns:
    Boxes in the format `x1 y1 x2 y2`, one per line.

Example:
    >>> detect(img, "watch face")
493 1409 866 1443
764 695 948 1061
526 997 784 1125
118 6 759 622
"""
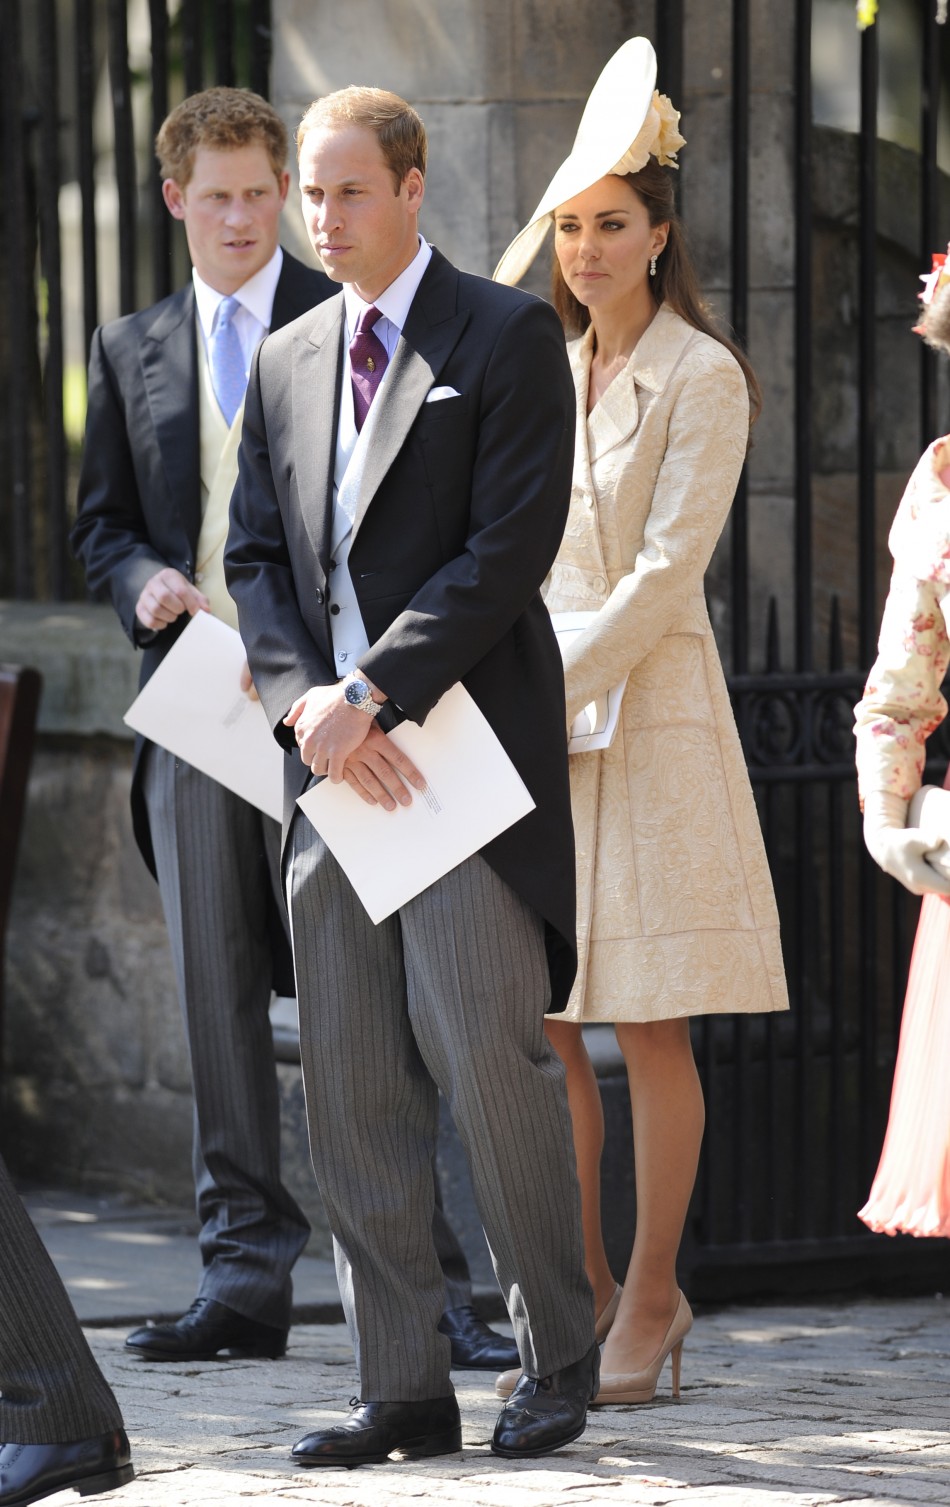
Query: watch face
344 679 368 707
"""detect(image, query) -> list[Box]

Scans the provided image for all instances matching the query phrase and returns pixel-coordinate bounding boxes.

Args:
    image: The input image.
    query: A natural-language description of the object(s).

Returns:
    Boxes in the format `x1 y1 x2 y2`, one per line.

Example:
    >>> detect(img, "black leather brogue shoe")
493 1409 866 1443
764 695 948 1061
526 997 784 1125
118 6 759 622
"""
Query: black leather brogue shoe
0 1429 133 1506
292 1396 462 1468
437 1305 519 1370
125 1297 287 1361
491 1343 599 1458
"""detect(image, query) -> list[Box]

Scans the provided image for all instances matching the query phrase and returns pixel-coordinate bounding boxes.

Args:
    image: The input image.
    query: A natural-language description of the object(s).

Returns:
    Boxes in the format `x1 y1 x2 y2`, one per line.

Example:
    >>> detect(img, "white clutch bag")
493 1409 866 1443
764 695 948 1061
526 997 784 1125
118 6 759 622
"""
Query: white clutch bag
549 610 628 755
908 784 950 882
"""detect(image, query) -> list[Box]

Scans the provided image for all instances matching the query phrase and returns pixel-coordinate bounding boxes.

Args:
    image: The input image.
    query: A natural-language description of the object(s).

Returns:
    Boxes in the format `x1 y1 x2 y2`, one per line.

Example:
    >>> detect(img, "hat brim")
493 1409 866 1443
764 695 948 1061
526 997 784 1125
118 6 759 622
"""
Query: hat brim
494 37 659 286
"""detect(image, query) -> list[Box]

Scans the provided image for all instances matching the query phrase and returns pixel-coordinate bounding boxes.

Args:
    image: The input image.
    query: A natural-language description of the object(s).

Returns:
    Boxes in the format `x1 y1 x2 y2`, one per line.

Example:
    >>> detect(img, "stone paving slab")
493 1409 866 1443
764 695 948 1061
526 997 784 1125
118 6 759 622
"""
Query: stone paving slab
62 1295 949 1507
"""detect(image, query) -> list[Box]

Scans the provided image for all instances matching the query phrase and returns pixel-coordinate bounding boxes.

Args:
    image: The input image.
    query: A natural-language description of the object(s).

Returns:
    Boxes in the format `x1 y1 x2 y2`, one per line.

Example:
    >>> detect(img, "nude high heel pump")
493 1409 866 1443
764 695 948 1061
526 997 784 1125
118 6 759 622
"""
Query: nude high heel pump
592 1290 692 1405
493 1282 623 1400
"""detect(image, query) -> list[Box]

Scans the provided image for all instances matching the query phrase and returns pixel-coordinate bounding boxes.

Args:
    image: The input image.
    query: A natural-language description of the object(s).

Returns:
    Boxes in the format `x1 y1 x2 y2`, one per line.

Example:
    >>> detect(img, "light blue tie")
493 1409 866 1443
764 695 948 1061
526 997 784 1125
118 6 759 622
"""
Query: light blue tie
209 295 246 426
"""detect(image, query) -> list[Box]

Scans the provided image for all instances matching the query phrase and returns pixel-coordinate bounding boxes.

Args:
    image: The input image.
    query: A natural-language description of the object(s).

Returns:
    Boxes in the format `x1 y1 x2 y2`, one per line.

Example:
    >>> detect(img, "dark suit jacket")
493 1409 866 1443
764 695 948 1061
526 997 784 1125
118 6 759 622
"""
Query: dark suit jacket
225 247 579 1011
71 249 334 879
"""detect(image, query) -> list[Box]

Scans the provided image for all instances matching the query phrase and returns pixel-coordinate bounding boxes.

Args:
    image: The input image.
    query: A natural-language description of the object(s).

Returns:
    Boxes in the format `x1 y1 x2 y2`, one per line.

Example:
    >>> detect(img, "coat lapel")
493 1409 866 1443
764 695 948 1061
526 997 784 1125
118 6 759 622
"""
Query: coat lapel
564 332 609 576
350 251 469 539
570 330 598 494
587 304 694 463
141 287 201 546
293 295 345 567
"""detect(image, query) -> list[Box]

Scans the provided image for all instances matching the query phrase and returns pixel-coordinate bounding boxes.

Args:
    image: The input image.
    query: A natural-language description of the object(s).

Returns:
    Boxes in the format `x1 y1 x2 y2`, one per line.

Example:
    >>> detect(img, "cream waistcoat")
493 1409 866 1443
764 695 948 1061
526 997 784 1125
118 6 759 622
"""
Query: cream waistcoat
195 324 245 630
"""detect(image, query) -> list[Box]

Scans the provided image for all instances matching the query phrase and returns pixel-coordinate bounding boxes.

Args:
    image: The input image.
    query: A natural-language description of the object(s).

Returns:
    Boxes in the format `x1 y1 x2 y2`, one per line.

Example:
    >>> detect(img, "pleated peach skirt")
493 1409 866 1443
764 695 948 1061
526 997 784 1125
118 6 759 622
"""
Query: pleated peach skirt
858 888 950 1238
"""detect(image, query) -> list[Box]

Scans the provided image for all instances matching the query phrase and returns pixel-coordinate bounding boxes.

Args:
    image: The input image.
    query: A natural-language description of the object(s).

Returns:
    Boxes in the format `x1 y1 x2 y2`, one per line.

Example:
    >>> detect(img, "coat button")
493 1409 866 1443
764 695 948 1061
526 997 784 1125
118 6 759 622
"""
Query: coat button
330 604 340 616
593 576 607 594
314 588 324 604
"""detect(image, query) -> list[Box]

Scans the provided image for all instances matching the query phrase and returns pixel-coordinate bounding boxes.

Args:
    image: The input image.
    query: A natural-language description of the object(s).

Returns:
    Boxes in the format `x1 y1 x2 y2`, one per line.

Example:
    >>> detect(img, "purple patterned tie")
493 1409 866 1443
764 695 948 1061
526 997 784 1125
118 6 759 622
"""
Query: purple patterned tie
349 306 389 432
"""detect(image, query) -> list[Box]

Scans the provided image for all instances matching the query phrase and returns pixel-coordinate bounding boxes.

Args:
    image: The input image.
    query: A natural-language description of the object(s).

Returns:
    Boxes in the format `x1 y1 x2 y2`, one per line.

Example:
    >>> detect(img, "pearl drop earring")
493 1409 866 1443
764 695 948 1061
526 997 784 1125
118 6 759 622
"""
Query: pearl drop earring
650 254 658 278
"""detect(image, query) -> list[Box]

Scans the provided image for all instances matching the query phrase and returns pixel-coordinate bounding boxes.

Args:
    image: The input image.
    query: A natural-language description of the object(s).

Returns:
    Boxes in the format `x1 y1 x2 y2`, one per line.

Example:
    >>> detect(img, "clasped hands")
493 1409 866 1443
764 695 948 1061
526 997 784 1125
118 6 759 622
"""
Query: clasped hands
284 683 425 810
863 788 950 896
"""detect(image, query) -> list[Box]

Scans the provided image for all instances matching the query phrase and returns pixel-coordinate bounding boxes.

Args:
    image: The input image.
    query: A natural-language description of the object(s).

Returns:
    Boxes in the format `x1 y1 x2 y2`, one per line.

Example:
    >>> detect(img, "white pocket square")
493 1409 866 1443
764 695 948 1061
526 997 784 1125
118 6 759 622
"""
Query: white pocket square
425 385 462 402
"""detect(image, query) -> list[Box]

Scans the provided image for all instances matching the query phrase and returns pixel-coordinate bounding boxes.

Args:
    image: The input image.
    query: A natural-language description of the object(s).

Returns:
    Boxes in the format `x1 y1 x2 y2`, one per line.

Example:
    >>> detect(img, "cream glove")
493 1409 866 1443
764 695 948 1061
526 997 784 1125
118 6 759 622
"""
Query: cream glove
862 789 950 896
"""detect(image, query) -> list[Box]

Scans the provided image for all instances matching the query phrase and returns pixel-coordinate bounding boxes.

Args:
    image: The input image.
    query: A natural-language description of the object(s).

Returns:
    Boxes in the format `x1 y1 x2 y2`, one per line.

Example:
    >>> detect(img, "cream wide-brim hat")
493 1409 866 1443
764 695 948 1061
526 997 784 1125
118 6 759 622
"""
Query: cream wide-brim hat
493 37 685 288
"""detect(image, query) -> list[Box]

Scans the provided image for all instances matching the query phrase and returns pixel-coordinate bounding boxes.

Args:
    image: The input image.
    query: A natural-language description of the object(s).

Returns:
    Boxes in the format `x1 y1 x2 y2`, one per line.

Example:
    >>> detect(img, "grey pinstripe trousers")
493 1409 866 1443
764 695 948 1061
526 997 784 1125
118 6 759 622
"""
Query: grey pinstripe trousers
0 1154 123 1444
143 746 311 1329
287 816 595 1400
142 746 475 1327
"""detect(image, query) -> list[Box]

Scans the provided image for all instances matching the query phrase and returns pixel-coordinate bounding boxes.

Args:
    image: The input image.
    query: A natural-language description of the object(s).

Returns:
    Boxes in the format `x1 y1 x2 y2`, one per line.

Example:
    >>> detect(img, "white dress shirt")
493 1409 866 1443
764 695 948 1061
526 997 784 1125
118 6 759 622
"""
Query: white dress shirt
328 237 433 676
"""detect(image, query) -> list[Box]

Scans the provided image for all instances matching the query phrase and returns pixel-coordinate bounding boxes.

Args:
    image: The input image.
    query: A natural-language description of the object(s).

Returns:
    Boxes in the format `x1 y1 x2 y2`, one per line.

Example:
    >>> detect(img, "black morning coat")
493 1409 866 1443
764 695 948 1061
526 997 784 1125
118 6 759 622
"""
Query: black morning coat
224 247 580 1011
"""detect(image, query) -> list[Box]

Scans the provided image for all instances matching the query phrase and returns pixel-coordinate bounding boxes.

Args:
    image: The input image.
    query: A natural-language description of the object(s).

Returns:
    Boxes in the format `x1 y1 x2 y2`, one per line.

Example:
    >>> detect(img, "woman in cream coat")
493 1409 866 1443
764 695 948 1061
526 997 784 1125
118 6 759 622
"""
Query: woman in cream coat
495 39 788 1406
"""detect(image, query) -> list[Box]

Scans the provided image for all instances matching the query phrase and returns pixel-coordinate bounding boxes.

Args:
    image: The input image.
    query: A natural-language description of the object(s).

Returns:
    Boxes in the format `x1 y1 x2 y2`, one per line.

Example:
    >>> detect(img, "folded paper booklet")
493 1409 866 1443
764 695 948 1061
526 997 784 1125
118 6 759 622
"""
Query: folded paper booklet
297 681 535 924
549 610 628 754
123 611 284 823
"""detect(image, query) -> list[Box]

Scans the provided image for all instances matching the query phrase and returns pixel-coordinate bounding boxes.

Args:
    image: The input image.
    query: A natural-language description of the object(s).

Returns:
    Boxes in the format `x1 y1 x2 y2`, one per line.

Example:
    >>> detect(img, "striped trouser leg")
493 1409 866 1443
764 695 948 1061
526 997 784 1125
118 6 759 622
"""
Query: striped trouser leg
142 746 309 1328
0 1154 123 1444
287 815 593 1397
402 854 594 1379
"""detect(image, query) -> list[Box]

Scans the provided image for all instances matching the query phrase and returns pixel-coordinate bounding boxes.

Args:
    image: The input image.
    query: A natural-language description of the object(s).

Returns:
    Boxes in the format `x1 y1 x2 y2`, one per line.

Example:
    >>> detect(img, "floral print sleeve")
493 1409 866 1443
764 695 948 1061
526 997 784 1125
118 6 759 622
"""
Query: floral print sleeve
854 439 950 803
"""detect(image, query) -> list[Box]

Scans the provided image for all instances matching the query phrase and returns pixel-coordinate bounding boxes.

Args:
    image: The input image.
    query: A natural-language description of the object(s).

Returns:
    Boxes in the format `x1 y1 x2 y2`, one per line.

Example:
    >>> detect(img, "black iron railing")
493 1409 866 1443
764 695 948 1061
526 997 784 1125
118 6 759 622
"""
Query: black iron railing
684 0 950 1290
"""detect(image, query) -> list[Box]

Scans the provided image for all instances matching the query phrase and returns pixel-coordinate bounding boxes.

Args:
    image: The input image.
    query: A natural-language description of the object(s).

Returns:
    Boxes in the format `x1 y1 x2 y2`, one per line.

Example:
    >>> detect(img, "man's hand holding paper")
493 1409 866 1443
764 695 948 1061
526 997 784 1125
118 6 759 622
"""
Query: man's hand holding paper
284 681 424 808
134 566 210 632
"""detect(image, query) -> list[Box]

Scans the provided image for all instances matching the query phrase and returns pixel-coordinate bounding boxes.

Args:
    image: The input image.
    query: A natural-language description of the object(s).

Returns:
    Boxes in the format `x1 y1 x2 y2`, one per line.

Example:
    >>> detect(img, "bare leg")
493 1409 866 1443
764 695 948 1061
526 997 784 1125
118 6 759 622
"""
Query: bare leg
601 1018 704 1374
544 1019 618 1314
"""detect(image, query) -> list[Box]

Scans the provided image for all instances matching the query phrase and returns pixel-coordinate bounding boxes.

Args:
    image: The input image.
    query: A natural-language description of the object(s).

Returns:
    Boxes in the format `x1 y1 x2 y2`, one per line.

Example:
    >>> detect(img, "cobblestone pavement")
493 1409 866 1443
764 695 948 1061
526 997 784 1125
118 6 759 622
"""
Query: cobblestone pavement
71 1295 949 1507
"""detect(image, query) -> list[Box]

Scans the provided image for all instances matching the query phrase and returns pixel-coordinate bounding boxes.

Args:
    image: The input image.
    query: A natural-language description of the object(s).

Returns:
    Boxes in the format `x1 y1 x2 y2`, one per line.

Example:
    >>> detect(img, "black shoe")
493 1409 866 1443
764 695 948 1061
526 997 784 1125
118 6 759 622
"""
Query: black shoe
0 1429 133 1506
491 1343 599 1459
292 1397 462 1468
125 1297 287 1361
438 1305 519 1370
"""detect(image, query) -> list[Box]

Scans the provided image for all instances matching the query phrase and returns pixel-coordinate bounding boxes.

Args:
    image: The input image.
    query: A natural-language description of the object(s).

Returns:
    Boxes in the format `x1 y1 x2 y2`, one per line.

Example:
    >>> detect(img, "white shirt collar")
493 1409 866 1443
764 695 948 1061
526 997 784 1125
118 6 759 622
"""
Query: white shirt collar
192 244 284 339
342 236 432 339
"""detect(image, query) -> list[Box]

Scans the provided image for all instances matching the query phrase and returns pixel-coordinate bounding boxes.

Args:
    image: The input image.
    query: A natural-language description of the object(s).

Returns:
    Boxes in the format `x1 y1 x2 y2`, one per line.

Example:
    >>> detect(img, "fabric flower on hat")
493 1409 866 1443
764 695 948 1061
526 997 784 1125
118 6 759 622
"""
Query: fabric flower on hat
611 91 686 176
652 91 687 168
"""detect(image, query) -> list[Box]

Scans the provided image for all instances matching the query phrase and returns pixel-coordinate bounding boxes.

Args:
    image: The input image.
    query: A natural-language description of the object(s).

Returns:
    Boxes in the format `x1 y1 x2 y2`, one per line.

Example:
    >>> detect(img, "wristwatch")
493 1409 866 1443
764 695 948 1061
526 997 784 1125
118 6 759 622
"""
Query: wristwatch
342 671 383 717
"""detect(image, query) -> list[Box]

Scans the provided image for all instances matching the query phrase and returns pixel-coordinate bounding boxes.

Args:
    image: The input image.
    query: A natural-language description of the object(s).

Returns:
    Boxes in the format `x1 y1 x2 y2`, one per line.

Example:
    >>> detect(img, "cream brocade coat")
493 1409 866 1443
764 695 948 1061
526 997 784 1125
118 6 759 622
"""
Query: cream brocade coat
544 308 788 1023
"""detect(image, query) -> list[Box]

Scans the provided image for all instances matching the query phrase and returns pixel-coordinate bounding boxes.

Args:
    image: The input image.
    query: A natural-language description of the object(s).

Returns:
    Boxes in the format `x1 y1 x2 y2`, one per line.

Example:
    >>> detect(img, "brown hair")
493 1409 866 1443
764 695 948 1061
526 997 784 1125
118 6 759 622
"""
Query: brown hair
295 86 427 191
919 280 950 357
551 158 762 424
156 87 288 186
